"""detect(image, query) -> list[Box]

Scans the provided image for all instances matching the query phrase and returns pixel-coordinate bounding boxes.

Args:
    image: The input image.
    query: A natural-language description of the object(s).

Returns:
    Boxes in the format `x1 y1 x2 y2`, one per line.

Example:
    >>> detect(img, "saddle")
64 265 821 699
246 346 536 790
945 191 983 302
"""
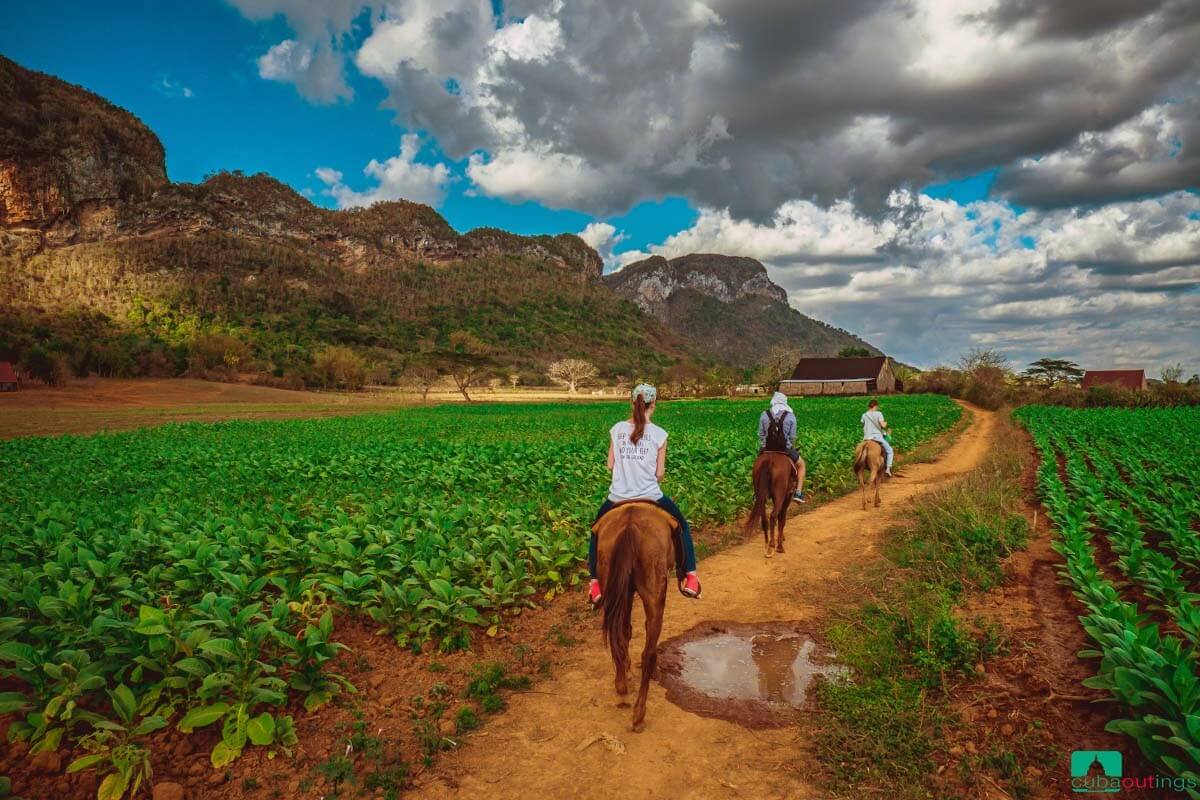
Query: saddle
593 501 689 589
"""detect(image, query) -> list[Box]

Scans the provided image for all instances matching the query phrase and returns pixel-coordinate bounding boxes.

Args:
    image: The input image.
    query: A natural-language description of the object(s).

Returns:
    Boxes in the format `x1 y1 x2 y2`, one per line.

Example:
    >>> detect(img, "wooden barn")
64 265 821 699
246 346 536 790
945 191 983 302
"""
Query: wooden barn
1081 369 1146 391
0 362 17 392
779 356 896 396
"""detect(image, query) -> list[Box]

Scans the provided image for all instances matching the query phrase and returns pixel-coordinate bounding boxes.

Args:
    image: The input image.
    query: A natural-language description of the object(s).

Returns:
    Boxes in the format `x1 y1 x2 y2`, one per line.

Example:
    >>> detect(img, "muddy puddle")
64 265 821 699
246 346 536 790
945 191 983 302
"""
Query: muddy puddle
656 621 847 728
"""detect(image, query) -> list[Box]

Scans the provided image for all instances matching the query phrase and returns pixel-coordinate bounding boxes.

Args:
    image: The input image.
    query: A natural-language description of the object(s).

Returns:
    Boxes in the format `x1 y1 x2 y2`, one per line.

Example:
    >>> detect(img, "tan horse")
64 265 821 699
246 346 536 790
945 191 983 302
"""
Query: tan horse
746 452 796 557
594 503 678 731
853 440 885 509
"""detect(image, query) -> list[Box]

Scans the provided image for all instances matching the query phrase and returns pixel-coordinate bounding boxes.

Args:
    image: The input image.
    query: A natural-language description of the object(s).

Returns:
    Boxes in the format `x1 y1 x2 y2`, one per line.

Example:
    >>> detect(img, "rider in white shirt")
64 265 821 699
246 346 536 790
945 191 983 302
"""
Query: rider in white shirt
587 384 701 606
861 398 893 476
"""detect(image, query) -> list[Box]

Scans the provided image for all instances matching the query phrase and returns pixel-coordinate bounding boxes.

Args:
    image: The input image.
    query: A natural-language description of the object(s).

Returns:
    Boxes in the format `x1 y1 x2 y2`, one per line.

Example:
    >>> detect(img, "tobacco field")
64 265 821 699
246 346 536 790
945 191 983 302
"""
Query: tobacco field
1018 405 1200 795
0 395 960 795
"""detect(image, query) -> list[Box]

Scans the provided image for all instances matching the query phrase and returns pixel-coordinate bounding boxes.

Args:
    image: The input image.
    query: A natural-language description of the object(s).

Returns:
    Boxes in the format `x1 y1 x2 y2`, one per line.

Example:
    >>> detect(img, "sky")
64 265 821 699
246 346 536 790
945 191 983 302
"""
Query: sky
2 0 1198 374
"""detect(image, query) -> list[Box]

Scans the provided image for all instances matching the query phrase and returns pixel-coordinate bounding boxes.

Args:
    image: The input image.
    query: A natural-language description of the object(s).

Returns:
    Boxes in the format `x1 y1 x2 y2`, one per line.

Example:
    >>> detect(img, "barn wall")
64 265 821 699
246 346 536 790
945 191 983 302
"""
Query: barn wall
780 381 824 396
781 380 873 395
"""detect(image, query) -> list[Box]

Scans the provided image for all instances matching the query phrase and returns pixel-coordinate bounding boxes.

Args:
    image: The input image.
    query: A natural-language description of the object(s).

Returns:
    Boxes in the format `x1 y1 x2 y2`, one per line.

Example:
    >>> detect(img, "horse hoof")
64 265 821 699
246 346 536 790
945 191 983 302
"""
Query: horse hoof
631 720 645 733
776 544 784 554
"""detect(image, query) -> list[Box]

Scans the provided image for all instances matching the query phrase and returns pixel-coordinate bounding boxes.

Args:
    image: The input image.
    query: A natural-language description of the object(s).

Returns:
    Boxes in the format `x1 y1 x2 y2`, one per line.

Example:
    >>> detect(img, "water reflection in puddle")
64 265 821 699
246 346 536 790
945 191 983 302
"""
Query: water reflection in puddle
677 630 847 707
657 622 848 726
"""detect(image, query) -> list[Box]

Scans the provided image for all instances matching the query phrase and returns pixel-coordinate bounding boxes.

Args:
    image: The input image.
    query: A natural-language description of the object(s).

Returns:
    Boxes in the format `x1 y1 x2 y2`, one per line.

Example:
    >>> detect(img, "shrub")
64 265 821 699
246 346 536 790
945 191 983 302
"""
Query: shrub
189 333 249 371
312 345 367 390
962 365 1009 410
20 344 69 386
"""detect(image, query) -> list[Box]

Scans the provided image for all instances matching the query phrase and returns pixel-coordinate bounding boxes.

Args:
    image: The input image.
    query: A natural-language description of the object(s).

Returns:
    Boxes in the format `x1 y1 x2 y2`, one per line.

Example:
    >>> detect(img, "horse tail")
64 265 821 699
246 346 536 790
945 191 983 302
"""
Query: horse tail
601 524 637 673
745 458 771 532
853 441 870 473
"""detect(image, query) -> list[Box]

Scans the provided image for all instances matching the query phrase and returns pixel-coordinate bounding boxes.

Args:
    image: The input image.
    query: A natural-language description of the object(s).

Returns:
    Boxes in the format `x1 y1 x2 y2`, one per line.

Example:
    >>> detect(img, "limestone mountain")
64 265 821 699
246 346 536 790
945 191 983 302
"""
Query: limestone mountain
0 55 686 383
0 53 881 388
604 254 879 366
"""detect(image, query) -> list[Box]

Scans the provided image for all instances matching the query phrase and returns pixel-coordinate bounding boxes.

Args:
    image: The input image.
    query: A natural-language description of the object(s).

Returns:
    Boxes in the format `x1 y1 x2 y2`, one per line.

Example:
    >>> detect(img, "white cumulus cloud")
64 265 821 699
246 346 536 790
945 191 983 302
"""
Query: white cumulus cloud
316 134 451 208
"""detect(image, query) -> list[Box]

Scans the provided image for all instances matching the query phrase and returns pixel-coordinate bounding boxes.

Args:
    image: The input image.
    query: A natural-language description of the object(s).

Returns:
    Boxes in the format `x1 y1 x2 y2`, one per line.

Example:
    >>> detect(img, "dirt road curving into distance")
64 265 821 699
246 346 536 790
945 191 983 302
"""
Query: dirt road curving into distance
416 404 997 800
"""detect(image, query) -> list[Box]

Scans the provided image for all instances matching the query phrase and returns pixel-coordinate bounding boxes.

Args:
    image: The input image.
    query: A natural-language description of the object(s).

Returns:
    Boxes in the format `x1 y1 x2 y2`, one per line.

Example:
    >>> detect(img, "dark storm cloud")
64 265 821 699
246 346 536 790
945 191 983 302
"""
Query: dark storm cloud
994 99 1200 208
978 0 1172 40
239 0 1200 219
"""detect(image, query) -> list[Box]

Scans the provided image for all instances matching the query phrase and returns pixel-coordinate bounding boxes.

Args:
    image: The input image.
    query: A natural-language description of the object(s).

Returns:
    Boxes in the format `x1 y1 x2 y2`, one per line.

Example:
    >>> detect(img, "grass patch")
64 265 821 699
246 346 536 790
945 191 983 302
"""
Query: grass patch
814 412 1031 798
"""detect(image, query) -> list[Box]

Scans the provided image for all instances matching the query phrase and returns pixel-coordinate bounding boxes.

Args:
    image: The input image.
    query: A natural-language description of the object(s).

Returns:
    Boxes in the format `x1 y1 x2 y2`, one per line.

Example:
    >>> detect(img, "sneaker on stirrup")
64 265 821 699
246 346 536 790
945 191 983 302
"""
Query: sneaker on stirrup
588 578 602 606
681 573 701 598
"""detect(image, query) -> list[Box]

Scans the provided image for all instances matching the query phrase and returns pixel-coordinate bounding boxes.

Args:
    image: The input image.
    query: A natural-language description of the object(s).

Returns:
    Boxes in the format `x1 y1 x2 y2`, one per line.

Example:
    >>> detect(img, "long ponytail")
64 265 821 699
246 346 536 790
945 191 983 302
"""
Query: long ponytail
631 394 648 445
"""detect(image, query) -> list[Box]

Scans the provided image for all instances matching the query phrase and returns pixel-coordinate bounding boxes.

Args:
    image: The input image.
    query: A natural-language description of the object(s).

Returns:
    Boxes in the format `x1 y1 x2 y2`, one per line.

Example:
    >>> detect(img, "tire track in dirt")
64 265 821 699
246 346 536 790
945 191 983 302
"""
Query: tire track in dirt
416 404 996 800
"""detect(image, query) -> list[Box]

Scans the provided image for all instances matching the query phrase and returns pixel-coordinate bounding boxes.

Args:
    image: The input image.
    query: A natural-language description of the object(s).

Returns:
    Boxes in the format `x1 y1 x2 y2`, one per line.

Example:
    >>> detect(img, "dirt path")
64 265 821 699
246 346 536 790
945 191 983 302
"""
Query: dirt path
417 405 997 799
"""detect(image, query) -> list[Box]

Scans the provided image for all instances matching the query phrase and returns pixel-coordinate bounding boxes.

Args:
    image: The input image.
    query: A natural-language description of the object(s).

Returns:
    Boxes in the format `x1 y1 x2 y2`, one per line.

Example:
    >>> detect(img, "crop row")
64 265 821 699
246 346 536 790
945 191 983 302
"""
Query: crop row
1018 406 1200 795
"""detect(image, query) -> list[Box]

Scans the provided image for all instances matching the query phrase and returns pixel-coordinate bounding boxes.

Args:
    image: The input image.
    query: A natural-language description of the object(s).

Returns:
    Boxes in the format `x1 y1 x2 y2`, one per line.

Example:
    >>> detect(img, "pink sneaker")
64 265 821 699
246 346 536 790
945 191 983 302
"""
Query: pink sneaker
588 579 602 606
681 573 701 598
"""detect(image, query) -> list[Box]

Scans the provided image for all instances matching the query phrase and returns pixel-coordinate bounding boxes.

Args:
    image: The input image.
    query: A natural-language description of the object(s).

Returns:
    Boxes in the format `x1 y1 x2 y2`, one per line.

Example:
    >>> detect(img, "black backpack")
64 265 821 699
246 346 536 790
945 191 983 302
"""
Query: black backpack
764 409 790 452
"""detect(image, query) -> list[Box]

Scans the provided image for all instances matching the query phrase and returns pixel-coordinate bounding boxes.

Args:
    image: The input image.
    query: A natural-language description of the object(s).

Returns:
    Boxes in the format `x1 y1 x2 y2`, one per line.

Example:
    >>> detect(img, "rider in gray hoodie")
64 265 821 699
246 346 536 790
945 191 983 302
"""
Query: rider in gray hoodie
758 391 807 502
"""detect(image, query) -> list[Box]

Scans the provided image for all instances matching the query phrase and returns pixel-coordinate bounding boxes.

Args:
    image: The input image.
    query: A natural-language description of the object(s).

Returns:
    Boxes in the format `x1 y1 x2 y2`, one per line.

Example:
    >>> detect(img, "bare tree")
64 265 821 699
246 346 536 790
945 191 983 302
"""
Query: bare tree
547 358 599 393
507 372 520 388
756 345 803 389
957 347 1011 375
404 363 440 403
1162 363 1184 383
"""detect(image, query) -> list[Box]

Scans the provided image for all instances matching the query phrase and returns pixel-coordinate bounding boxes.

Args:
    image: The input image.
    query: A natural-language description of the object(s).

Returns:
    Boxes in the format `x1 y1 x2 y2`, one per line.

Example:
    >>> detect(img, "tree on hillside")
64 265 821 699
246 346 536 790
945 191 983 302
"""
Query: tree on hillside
547 358 598 393
838 345 871 358
1161 363 1184 383
507 372 520 388
440 331 494 402
1022 358 1083 385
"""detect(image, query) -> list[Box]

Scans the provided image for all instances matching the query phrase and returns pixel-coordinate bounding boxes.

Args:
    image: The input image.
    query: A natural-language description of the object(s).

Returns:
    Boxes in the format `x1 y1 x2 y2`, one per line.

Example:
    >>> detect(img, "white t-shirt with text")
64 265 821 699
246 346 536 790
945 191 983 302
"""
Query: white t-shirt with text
862 410 887 441
608 420 667 502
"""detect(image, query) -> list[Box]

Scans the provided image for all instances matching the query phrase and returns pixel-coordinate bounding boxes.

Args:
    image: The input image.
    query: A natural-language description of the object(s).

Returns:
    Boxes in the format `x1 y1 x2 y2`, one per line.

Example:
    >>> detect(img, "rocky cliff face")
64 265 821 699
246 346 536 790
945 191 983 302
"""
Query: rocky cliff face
603 253 880 365
0 54 601 279
605 253 787 317
0 55 167 226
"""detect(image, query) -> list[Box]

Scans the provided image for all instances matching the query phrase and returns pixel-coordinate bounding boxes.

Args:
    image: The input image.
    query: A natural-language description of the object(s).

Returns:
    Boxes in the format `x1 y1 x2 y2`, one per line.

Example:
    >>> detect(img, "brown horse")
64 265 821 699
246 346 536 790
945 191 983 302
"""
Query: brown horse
594 503 678 731
853 440 885 509
746 452 796 557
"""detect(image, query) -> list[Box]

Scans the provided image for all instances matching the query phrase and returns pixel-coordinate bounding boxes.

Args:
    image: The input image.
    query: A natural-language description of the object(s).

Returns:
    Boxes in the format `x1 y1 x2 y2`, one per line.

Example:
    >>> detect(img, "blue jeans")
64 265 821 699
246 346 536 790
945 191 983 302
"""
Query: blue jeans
869 437 894 471
588 496 697 578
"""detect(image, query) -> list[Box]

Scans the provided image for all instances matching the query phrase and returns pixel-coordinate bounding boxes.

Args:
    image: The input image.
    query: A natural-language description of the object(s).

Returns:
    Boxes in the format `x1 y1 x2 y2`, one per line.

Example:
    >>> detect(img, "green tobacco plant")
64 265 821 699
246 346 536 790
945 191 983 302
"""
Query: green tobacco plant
67 684 165 800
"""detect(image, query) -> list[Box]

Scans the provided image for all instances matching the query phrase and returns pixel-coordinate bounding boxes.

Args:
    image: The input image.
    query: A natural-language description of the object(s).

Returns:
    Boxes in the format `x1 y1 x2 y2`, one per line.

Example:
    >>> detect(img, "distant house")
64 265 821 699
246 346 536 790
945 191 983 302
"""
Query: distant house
779 356 896 396
0 362 17 392
1081 369 1146 392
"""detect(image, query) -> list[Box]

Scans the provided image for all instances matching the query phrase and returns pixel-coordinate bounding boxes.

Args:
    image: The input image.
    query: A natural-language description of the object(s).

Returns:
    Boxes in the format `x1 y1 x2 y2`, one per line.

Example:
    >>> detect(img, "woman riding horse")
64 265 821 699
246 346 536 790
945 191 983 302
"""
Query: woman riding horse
587 383 701 605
